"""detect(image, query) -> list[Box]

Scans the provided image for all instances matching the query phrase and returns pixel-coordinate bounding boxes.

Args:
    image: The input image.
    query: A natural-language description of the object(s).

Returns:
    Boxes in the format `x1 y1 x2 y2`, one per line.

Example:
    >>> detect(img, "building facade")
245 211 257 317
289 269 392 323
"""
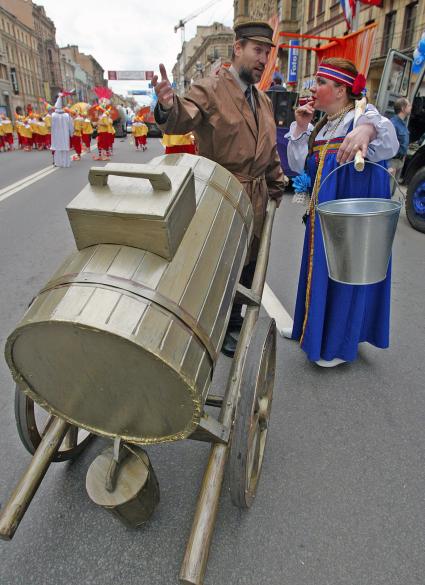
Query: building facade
32 3 62 103
0 2 43 116
172 30 207 94
294 0 425 100
0 24 13 116
185 23 234 84
60 45 106 102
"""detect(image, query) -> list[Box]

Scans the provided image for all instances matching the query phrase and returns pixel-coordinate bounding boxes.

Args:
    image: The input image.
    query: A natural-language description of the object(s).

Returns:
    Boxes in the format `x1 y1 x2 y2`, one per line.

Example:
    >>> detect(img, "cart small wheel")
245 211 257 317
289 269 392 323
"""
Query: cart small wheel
14 385 93 461
229 317 276 509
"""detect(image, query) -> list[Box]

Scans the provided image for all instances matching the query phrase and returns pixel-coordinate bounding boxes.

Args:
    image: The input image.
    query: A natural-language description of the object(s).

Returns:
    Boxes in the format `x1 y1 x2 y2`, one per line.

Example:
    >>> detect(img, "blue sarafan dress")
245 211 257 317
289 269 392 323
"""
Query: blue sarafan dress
286 108 400 362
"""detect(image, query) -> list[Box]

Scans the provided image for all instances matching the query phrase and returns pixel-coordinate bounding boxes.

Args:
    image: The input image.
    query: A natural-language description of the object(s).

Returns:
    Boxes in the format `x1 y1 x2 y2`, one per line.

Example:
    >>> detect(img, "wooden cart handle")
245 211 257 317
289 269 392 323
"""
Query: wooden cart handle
88 165 172 190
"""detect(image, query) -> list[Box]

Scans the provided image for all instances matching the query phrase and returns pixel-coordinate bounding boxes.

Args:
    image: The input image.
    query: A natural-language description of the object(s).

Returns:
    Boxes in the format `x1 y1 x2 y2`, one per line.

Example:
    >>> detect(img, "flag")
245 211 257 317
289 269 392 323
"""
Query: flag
360 0 382 5
339 0 357 29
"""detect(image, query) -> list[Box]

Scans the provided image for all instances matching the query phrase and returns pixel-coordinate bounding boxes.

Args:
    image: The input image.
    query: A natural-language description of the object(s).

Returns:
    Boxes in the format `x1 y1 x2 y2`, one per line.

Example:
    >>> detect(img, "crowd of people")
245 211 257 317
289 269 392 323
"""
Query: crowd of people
1 101 198 163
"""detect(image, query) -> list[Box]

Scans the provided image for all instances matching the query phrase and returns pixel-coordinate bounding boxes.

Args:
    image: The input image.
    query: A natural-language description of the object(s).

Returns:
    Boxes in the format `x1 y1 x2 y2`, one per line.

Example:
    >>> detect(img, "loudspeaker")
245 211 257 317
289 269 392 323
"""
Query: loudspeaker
266 90 298 127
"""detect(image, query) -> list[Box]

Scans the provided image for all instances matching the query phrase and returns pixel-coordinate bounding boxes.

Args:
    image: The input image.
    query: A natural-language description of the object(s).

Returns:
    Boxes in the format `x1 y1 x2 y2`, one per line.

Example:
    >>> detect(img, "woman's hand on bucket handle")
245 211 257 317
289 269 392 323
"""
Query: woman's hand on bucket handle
337 124 376 165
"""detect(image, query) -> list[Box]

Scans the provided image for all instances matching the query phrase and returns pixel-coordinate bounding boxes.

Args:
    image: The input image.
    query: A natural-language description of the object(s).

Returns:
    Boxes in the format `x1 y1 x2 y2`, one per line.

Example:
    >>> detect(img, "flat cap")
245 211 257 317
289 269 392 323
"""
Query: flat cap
234 21 275 47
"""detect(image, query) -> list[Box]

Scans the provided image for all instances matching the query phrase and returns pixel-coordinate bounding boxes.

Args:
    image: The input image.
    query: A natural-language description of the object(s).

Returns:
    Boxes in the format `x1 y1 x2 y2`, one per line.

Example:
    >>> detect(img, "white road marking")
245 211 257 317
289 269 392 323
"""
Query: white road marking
262 283 293 337
0 166 57 203
0 144 97 204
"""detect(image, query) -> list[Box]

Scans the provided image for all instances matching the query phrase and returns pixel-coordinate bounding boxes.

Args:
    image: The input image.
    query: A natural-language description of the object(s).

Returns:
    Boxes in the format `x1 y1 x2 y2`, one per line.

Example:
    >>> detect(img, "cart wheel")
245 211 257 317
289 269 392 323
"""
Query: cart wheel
229 317 276 509
14 385 93 461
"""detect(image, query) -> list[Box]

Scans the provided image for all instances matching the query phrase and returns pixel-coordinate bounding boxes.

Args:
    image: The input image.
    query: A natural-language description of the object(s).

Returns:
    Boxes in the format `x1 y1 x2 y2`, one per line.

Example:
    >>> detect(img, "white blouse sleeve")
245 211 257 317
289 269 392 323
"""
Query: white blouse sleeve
355 104 399 162
285 122 314 174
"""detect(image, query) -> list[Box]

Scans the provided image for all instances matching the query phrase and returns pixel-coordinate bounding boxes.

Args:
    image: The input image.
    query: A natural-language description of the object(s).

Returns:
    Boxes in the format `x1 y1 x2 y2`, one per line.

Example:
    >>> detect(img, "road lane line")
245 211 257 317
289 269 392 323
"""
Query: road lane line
0 144 98 204
262 283 293 337
0 166 57 203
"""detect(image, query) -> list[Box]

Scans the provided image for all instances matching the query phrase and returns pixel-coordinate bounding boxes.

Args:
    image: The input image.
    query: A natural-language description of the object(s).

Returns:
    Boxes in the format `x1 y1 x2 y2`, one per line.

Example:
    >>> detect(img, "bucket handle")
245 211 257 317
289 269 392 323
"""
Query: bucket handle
316 160 405 204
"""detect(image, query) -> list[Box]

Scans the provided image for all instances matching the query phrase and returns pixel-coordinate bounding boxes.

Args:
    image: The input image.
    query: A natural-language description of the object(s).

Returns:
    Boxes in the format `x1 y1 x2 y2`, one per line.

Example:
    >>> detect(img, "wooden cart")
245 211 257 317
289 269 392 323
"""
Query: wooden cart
0 171 277 585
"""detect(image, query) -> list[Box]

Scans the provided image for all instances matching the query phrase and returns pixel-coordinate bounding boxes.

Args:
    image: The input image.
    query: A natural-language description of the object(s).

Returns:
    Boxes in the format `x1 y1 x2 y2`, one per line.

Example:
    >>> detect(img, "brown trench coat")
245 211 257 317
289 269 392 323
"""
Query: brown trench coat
155 67 286 255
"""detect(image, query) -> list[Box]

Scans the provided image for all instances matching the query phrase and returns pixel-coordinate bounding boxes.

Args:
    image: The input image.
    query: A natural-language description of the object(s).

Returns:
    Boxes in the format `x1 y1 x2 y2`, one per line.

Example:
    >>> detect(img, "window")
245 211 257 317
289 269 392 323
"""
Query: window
317 0 324 14
244 0 249 16
402 2 418 49
305 50 312 77
308 0 315 21
228 45 233 58
291 0 298 20
0 63 8 79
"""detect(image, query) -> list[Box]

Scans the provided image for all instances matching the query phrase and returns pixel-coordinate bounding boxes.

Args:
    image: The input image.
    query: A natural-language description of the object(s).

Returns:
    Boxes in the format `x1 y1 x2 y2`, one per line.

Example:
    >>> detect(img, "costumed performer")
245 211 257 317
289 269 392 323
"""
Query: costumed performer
161 132 196 154
29 112 39 150
94 107 110 161
82 113 93 151
0 119 4 152
71 110 84 160
20 117 32 152
3 114 14 150
36 116 48 150
285 58 399 367
15 115 23 149
132 113 148 150
44 106 53 149
50 93 74 168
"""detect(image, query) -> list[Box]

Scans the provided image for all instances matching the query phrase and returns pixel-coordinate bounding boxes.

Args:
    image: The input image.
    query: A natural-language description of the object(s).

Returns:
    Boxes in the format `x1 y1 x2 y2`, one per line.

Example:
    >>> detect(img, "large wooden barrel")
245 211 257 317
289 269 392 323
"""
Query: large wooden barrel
6 155 253 444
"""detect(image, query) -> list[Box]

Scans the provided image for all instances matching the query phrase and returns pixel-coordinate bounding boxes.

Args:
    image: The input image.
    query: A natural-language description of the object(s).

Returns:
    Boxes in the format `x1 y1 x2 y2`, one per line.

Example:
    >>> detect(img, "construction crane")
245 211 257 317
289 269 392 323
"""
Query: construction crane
174 0 222 46
174 0 223 93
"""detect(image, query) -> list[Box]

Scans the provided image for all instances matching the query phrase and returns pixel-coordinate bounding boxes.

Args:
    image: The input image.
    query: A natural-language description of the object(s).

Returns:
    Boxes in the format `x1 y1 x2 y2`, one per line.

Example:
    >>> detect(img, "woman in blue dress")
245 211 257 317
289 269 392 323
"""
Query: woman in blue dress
286 58 399 367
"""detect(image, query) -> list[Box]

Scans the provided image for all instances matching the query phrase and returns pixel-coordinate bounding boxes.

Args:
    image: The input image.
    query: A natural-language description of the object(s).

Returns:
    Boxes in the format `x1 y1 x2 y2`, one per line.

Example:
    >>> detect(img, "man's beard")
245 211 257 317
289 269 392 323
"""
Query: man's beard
239 66 256 85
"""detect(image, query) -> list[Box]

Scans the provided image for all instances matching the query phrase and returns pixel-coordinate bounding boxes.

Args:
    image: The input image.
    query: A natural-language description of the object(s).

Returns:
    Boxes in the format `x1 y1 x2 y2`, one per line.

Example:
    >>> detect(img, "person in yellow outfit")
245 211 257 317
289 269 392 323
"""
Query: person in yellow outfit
0 118 5 152
36 116 48 150
20 117 33 151
82 113 93 152
161 132 196 154
44 107 53 149
93 107 110 161
29 112 39 150
131 114 149 151
0 114 14 151
71 110 84 160
15 115 23 149
4 115 14 150
105 107 114 157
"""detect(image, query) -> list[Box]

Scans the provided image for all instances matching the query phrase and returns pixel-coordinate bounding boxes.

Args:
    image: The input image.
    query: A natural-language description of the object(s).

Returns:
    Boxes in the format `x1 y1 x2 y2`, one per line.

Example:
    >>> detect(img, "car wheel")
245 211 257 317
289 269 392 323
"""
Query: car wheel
406 168 425 233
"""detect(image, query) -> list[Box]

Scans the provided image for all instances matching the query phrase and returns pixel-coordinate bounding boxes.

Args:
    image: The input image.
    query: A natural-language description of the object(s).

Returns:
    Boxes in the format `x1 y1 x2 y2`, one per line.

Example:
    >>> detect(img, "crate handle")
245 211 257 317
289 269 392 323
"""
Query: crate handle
88 165 172 191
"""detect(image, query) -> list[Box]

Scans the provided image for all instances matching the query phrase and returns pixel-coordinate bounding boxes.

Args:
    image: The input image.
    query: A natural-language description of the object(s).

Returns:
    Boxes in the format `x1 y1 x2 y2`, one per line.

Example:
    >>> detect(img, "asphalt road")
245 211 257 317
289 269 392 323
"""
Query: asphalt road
0 137 424 585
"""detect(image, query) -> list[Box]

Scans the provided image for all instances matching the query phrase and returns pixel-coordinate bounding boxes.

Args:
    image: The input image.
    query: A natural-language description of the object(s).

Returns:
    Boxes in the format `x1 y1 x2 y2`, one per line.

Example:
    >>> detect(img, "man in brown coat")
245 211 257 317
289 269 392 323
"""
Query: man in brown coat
153 21 287 356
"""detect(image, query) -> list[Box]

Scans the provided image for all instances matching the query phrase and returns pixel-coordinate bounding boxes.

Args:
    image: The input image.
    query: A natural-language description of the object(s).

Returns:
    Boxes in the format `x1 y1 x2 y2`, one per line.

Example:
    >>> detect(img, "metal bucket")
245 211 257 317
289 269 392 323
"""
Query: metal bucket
316 162 402 285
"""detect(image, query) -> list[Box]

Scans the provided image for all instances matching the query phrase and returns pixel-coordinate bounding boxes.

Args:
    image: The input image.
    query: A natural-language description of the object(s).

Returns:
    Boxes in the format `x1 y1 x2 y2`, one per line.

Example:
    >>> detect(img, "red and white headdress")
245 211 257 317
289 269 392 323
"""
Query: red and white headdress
316 63 366 94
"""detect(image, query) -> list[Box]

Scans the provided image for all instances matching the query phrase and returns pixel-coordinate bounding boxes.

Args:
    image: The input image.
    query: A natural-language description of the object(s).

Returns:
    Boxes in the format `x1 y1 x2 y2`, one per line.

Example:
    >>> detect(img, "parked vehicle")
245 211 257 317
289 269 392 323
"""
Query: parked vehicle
376 50 425 233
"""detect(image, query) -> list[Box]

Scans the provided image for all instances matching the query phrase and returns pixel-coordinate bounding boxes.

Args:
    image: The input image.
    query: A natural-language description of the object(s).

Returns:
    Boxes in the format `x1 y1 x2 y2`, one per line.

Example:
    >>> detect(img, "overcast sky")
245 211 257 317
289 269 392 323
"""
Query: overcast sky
34 0 234 99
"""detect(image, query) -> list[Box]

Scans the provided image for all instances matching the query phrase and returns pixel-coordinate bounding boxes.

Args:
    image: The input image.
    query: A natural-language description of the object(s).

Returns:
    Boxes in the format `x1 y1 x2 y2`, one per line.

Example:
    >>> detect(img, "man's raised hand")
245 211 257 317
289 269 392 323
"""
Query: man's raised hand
152 64 175 110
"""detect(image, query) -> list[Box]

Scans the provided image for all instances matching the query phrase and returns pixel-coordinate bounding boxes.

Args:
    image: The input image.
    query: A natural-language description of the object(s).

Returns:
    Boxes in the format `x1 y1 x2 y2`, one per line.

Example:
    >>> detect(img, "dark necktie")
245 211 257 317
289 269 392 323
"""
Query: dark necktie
245 85 255 114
